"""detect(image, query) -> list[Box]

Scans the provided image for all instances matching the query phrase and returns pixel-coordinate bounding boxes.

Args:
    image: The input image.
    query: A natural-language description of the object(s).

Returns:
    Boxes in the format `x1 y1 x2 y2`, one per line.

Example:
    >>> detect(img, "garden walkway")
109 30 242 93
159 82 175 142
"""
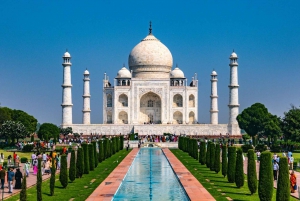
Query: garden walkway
243 158 300 199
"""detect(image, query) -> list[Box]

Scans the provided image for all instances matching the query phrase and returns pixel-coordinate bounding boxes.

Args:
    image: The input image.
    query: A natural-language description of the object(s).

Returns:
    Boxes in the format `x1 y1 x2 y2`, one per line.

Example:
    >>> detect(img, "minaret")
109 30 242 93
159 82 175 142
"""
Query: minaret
61 50 73 125
82 69 91 124
210 70 218 124
228 51 239 124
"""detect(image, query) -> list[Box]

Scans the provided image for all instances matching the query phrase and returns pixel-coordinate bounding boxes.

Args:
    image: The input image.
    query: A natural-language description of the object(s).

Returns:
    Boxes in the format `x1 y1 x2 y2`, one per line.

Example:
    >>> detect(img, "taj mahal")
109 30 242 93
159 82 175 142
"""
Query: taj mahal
61 24 241 136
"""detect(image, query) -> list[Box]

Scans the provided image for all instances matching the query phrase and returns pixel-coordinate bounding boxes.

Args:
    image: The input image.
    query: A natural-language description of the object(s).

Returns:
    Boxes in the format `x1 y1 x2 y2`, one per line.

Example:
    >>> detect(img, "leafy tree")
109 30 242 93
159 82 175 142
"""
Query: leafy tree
50 158 56 196
235 148 244 188
199 141 206 165
76 147 84 178
227 146 236 183
206 142 211 168
210 143 215 171
88 144 95 171
11 109 38 134
247 149 257 195
92 141 98 168
20 171 27 201
0 107 12 125
222 145 227 177
60 127 73 137
37 158 42 201
258 151 273 201
214 144 221 173
281 105 300 142
59 154 68 188
37 123 59 141
82 143 89 174
0 120 28 142
69 150 76 182
276 157 290 201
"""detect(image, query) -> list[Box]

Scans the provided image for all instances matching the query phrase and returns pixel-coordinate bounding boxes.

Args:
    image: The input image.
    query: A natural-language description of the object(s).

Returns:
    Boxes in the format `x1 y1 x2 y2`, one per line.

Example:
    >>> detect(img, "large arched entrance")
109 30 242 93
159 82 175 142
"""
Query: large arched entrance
139 92 161 124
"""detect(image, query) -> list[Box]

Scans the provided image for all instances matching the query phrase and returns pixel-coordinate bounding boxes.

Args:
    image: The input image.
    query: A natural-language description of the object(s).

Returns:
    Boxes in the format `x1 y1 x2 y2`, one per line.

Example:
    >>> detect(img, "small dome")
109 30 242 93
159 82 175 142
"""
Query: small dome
84 69 89 75
171 67 185 78
211 70 217 75
230 51 238 59
117 67 131 78
63 51 71 58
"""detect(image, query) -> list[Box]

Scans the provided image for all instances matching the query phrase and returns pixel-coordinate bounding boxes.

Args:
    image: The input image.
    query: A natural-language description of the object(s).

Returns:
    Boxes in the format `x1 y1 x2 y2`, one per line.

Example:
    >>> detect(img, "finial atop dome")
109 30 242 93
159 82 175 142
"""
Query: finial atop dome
149 21 152 35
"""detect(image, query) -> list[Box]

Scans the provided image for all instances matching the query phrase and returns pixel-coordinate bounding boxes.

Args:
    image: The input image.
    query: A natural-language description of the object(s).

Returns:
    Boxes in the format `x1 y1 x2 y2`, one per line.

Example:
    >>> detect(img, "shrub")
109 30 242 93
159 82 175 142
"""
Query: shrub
235 148 244 188
276 157 290 201
270 145 281 152
241 144 253 153
222 145 227 178
50 158 56 196
20 171 27 201
210 143 215 171
255 144 268 152
199 141 206 165
82 143 89 174
20 157 28 163
37 158 42 201
214 144 221 173
88 144 95 171
59 154 68 188
76 147 84 178
22 144 34 152
69 150 76 182
194 139 198 160
258 151 273 201
92 141 98 168
206 142 211 168
227 146 236 183
247 149 257 195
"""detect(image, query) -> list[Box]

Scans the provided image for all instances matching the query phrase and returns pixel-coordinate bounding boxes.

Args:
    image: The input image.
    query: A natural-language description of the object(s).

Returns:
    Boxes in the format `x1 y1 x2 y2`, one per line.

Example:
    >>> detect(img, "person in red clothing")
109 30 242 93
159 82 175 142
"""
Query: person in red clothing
62 147 67 154
13 152 17 166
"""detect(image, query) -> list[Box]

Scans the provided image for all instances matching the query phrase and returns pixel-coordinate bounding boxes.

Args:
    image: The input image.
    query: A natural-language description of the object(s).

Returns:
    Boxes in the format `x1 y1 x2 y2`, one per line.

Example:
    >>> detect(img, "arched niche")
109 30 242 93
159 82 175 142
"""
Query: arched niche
107 94 112 107
173 111 183 124
189 111 195 124
119 94 128 107
139 92 161 124
107 111 112 124
118 111 128 124
173 94 183 107
189 94 195 107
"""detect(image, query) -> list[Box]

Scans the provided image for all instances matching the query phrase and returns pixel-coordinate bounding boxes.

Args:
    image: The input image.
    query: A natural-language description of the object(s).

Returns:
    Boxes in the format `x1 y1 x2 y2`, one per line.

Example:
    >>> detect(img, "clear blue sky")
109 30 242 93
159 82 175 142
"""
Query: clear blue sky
0 1 300 126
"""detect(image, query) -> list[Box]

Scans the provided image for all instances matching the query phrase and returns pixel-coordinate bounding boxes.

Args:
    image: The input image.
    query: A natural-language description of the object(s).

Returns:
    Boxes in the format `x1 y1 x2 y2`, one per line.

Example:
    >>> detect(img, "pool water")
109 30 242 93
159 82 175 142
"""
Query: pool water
113 148 190 201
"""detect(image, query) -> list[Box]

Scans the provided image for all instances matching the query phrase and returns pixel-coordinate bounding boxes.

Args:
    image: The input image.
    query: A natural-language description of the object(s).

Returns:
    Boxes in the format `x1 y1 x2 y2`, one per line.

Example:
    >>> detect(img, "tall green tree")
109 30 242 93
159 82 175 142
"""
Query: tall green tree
20 171 27 201
69 150 76 182
50 158 56 196
281 105 300 142
258 151 273 201
214 144 221 173
60 127 73 137
210 143 215 171
92 141 98 168
0 120 28 142
88 144 95 171
247 149 257 195
82 143 89 174
227 146 236 183
59 154 68 188
235 148 244 188
0 107 12 125
38 123 59 141
76 147 84 178
11 109 38 134
206 142 211 168
37 158 42 201
276 157 290 201
222 145 227 178
199 141 206 165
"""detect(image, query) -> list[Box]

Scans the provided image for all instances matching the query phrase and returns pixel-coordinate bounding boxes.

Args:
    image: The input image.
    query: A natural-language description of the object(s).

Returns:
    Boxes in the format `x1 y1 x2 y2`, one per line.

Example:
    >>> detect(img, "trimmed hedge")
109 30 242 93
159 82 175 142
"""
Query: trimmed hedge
37 158 42 201
92 141 98 168
210 143 215 171
50 158 56 196
20 171 27 201
76 147 84 178
214 144 221 173
276 157 290 201
227 146 236 183
222 145 227 178
199 141 206 165
247 149 257 195
59 154 68 188
69 150 76 182
88 144 95 171
20 157 28 163
206 142 212 168
82 143 89 174
235 148 244 188
258 151 273 201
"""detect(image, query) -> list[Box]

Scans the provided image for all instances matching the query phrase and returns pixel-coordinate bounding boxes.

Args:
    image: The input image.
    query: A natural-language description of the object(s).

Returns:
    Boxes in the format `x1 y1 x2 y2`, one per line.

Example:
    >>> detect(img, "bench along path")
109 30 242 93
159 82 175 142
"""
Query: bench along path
243 157 300 199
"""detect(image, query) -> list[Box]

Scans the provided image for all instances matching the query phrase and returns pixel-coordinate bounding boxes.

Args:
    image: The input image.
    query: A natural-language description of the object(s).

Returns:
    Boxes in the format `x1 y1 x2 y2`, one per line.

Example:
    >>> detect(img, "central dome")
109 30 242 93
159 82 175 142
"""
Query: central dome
128 33 173 79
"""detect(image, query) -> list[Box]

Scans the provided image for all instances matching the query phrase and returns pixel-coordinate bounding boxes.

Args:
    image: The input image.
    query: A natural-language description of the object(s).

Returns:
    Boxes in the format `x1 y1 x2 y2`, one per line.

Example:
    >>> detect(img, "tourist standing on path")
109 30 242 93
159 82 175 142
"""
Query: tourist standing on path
14 168 22 189
0 167 6 189
0 153 4 166
273 161 279 180
13 152 17 166
256 151 261 162
290 155 294 170
7 167 14 193
290 170 297 193
31 153 36 166
24 161 30 177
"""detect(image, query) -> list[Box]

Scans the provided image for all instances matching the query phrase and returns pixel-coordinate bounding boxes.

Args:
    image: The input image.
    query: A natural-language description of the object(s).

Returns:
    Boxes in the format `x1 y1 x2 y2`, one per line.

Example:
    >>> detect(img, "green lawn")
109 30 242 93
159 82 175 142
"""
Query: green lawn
171 149 298 201
5 149 131 201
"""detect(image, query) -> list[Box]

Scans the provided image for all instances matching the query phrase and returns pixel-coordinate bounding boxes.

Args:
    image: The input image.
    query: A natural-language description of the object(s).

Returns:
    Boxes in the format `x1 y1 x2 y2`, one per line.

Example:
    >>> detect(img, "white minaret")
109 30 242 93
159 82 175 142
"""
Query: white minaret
228 51 239 125
61 50 73 125
82 69 91 124
210 70 218 124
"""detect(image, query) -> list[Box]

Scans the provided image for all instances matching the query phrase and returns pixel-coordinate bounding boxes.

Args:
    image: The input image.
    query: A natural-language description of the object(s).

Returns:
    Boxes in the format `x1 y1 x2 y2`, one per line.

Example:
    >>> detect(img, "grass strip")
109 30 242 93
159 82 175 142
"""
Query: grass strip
170 149 297 201
5 149 131 201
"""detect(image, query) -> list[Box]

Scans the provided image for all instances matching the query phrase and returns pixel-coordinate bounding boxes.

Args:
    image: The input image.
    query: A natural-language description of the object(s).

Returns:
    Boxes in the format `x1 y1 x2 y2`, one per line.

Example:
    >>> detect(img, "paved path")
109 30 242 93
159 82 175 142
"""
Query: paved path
162 148 215 201
243 157 300 199
86 148 138 201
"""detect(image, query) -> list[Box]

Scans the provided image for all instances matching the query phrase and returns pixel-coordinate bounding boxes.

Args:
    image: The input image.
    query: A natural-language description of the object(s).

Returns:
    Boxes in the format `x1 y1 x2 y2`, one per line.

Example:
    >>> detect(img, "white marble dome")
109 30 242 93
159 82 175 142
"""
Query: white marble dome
128 34 173 78
84 69 89 75
63 51 71 58
117 67 131 78
230 52 238 59
211 70 217 75
171 67 185 78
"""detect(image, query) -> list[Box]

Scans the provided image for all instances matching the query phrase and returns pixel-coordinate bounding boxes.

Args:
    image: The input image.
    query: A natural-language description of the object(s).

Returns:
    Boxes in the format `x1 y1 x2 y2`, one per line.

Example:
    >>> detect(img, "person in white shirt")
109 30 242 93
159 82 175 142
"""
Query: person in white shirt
289 155 294 170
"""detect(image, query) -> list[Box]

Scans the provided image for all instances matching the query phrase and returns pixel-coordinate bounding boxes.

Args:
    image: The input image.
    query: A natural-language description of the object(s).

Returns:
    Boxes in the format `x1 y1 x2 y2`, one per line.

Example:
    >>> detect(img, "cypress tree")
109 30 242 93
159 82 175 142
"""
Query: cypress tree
247 149 257 195
20 171 27 201
206 142 211 168
98 141 102 163
103 138 107 159
227 146 236 183
59 154 68 188
120 136 124 150
222 145 227 177
92 141 98 167
235 148 244 188
214 144 221 173
199 141 206 165
82 143 89 174
50 158 56 196
37 158 42 201
258 151 273 201
69 150 76 182
88 144 95 171
76 147 84 178
210 143 216 171
276 157 290 201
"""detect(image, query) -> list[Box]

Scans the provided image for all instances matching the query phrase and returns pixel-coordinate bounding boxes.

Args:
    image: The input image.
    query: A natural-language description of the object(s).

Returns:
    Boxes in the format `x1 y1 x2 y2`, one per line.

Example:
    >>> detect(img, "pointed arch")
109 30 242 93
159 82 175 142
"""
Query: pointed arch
189 94 195 107
107 94 112 107
173 111 183 124
173 94 183 107
189 111 195 124
119 94 128 107
118 111 128 124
